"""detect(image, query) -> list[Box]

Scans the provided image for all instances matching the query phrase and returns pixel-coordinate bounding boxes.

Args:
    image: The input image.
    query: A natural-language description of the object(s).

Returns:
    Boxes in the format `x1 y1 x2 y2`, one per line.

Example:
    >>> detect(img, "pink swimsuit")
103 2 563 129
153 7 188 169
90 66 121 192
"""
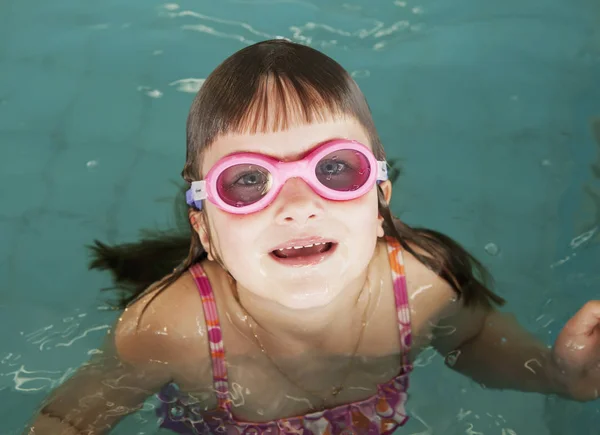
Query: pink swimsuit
156 236 412 434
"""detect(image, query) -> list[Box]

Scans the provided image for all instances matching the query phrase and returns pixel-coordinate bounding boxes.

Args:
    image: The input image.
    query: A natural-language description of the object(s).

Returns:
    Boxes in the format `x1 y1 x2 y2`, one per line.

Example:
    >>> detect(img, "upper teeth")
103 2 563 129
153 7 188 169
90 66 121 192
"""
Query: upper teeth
278 242 325 251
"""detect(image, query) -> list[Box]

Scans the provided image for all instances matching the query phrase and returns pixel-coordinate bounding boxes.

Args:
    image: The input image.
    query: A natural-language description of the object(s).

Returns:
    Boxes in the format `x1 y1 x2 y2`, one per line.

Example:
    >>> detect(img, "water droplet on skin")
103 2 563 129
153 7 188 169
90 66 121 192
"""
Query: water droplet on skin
484 243 500 256
565 340 585 351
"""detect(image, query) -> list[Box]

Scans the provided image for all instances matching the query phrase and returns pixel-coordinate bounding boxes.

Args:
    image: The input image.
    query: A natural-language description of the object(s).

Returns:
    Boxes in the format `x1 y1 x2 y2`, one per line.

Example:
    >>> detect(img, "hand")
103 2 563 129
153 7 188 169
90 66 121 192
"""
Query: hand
552 301 600 401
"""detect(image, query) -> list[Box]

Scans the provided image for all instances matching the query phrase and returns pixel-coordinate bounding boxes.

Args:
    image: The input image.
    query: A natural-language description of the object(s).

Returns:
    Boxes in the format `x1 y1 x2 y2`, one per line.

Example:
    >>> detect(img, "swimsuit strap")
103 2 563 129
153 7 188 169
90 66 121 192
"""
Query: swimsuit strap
385 236 413 370
189 263 231 410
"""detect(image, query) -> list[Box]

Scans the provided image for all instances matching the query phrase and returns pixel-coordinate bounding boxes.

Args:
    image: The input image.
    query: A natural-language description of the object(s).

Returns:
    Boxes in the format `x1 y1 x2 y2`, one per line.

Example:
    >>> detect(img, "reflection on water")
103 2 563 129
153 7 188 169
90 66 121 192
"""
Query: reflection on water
160 1 426 50
1 312 109 394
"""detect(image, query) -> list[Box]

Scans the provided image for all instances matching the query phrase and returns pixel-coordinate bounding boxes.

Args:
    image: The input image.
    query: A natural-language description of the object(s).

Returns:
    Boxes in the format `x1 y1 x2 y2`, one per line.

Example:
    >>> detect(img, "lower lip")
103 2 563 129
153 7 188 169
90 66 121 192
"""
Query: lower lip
269 243 337 267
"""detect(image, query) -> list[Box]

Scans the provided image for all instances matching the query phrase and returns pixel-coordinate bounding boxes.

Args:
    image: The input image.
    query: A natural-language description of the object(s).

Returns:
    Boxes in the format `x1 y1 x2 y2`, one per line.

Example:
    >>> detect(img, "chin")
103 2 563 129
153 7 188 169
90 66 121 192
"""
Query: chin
273 284 342 311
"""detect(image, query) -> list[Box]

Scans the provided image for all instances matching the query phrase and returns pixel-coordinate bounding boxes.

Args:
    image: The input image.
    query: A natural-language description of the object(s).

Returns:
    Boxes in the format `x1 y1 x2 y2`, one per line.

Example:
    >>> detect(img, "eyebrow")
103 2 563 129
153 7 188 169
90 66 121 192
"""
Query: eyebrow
251 137 345 161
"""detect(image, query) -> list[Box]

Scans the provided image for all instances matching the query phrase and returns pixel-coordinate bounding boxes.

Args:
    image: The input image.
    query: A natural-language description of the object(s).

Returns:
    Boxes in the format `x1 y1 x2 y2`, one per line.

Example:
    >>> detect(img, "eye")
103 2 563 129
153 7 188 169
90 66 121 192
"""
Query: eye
233 171 268 186
317 159 351 176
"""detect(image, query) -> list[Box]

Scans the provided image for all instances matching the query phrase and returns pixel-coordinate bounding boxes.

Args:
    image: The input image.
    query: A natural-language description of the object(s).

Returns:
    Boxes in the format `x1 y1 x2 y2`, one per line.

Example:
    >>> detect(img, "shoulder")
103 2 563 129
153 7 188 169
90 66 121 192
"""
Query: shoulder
381 236 455 302
396 240 460 324
383 237 489 353
114 265 211 368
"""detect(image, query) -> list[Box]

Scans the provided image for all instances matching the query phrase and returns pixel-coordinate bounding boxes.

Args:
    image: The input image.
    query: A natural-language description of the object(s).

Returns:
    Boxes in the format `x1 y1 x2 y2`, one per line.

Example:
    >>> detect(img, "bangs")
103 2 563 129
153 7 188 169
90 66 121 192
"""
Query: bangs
232 74 346 134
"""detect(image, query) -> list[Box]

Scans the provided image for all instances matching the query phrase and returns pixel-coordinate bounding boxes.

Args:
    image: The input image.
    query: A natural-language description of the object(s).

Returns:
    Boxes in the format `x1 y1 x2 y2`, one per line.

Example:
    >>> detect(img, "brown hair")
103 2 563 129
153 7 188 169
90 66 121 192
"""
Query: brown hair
89 39 505 311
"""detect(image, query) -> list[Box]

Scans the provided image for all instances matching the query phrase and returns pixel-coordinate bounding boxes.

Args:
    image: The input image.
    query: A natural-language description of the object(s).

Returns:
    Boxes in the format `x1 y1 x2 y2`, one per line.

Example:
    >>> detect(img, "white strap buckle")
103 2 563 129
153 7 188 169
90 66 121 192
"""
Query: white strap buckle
190 180 207 201
377 161 388 181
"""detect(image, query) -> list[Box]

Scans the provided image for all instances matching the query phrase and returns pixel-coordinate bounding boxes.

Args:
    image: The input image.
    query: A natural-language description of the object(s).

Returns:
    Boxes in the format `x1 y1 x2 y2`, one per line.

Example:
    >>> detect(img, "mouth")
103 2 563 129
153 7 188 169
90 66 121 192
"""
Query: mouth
269 237 338 266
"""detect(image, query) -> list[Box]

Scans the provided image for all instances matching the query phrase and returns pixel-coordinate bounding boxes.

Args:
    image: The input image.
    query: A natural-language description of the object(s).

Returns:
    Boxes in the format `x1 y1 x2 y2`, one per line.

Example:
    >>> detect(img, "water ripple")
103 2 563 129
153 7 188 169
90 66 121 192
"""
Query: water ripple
54 325 111 348
1 311 111 395
169 78 205 93
229 0 318 7
165 8 274 43
22 316 110 351
160 2 425 50
3 365 70 392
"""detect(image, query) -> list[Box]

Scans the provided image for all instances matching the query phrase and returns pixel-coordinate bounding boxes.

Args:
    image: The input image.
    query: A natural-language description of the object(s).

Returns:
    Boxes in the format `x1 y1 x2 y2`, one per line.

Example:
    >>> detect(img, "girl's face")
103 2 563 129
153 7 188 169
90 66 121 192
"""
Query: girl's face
194 116 390 311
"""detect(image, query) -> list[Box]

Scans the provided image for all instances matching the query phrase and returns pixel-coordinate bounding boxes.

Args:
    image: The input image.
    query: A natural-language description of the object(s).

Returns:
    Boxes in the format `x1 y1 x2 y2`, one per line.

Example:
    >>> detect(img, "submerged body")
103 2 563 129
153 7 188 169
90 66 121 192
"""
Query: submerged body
156 237 411 434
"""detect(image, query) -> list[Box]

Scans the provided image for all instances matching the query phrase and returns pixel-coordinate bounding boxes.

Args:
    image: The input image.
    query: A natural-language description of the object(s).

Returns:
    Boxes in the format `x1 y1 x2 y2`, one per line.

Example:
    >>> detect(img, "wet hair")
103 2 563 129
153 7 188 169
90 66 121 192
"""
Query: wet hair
89 39 505 313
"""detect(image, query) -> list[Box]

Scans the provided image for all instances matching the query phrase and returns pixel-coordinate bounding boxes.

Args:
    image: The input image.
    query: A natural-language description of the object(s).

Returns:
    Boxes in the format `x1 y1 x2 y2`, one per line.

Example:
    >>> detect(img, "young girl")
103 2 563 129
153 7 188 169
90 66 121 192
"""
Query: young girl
27 39 599 435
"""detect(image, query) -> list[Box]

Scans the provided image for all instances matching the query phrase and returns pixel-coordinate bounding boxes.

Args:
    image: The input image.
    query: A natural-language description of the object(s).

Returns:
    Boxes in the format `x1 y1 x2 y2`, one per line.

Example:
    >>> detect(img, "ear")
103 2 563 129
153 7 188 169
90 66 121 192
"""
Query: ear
189 209 214 261
377 180 392 238
379 180 392 205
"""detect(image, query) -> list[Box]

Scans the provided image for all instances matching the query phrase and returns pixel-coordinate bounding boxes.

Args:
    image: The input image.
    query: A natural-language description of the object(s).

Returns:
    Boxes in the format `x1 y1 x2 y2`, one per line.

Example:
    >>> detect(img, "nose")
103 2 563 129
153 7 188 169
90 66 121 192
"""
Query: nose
273 178 324 226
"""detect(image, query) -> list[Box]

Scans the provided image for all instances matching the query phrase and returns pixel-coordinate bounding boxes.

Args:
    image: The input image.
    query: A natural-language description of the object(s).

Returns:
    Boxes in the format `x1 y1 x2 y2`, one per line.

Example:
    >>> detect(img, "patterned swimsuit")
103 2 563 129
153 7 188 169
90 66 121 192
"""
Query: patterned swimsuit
156 236 413 434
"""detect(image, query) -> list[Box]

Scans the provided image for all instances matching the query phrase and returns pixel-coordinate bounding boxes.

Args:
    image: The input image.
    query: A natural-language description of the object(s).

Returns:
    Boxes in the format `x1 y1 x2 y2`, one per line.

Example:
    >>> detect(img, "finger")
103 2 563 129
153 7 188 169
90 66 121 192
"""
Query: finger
564 301 600 336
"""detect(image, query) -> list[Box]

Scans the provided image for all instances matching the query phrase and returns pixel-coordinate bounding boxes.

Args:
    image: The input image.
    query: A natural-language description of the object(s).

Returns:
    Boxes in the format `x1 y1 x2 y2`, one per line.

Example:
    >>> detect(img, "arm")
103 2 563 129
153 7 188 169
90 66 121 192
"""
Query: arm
431 304 567 396
405 243 600 402
24 284 190 435
403 249 567 397
25 328 171 434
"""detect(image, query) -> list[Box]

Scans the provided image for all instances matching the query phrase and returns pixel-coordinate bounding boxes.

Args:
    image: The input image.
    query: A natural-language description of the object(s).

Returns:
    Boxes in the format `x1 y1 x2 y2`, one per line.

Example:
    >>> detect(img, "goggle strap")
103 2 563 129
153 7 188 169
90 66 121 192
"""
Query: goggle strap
186 180 207 210
377 161 389 181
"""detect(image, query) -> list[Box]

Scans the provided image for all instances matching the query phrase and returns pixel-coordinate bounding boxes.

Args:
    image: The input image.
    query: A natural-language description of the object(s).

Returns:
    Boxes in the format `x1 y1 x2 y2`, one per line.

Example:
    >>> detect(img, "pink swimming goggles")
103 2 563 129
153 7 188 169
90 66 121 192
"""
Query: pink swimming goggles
186 139 388 214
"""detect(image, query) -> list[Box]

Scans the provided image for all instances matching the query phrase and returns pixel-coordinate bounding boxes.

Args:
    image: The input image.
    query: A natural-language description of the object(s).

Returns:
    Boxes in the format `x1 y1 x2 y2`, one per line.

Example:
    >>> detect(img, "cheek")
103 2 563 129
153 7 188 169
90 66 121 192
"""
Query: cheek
210 212 259 258
335 189 380 228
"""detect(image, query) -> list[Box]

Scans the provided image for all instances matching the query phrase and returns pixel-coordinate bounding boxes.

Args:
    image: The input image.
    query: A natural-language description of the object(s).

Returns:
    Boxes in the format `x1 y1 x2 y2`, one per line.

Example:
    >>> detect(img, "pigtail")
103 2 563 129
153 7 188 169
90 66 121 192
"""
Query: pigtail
88 184 205 309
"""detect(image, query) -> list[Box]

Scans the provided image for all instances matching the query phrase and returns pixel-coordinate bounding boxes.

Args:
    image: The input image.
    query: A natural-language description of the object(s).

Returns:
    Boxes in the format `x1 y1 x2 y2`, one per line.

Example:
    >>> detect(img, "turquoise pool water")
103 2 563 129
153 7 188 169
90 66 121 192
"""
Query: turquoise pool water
1 0 599 433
